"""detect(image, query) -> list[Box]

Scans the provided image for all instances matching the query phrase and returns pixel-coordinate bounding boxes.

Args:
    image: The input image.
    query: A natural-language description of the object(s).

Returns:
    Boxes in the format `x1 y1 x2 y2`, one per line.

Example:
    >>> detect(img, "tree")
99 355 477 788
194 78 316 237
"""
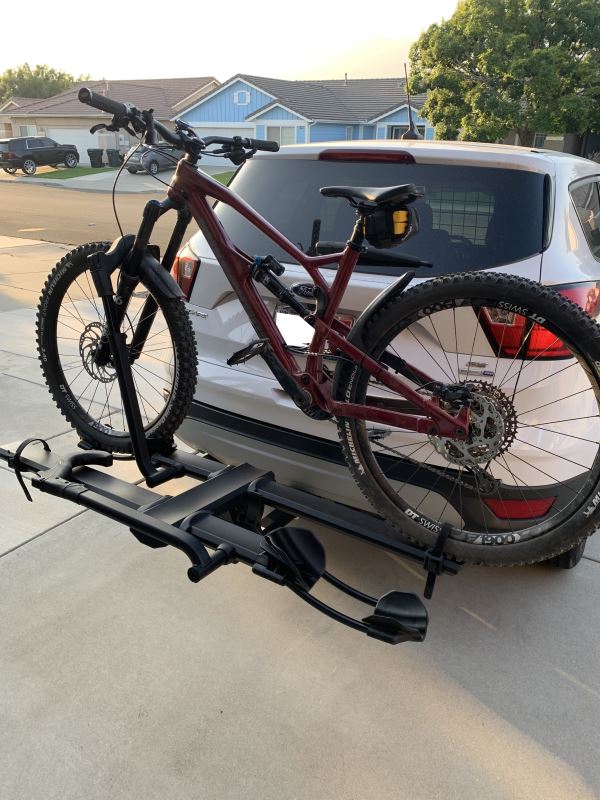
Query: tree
409 0 600 145
0 64 89 103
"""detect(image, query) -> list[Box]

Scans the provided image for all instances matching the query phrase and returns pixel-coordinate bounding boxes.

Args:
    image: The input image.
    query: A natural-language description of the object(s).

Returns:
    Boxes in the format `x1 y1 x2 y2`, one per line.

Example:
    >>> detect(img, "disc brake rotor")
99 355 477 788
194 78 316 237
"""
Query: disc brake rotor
79 322 116 384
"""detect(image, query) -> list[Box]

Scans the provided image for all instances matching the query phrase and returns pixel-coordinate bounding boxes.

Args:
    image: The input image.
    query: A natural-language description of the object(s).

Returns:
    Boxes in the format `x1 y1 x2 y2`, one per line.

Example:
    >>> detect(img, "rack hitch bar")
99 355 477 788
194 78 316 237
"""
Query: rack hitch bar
1 440 462 646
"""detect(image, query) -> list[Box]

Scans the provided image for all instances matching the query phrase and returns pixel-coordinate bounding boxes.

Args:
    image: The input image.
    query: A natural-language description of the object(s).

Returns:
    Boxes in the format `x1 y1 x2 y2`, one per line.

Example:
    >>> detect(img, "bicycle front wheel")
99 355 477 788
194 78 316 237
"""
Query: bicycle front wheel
335 272 600 565
36 241 197 453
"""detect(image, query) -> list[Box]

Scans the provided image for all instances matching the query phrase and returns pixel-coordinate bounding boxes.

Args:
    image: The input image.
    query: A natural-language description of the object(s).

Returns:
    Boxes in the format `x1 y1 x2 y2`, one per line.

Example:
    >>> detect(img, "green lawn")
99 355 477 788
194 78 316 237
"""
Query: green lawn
37 167 118 180
213 171 235 185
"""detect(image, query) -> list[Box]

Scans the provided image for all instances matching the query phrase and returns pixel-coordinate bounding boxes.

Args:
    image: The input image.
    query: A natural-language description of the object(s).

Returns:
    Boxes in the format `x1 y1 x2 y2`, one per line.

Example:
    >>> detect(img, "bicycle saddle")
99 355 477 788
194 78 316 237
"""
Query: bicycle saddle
320 184 418 205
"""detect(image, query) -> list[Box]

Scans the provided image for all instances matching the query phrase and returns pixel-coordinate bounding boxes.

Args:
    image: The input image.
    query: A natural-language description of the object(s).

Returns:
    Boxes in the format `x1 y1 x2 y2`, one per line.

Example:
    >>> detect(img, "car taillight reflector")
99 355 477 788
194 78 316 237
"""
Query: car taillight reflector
482 496 556 520
171 254 200 299
318 149 415 164
480 283 600 359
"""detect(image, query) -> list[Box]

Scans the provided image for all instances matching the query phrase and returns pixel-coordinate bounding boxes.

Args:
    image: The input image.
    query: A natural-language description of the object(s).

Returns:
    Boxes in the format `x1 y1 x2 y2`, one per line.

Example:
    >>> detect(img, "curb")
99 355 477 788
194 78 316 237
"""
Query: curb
0 177 164 195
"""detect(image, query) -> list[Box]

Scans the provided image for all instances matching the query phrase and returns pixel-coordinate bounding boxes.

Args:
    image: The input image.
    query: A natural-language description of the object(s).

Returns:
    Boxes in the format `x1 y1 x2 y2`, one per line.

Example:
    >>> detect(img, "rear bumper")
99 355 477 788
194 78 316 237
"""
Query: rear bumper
177 401 439 512
178 401 369 509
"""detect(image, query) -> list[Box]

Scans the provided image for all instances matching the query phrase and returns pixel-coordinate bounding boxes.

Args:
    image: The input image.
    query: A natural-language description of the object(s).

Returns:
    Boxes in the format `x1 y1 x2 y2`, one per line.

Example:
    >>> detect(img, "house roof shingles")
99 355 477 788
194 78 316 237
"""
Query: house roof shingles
0 96 44 112
8 77 217 119
235 74 427 123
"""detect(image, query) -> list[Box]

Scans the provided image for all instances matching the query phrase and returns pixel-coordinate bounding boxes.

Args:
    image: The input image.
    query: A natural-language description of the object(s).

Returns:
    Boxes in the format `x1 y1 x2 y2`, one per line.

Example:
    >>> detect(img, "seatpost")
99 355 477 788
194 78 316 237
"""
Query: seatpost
348 216 366 250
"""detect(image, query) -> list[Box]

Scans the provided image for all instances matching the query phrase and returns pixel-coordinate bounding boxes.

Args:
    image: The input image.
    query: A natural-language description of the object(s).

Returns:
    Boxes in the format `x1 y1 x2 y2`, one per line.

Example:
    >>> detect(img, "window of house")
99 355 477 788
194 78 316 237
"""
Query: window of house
266 126 295 146
233 90 251 105
19 125 37 137
571 180 600 259
346 127 353 140
389 124 425 139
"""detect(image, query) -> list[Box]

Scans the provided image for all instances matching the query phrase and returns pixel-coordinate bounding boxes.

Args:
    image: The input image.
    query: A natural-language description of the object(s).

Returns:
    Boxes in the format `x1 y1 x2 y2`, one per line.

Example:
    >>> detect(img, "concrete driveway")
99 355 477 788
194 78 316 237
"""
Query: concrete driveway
0 235 599 800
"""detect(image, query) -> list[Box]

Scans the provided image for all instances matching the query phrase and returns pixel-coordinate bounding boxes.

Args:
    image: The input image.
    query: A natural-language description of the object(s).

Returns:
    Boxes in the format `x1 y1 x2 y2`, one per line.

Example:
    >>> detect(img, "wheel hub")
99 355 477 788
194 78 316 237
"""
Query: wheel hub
79 322 116 383
429 382 517 467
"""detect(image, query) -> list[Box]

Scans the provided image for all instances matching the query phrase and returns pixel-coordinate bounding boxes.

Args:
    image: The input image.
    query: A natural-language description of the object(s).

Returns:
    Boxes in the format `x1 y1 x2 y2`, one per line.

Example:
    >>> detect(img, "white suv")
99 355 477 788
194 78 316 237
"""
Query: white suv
172 140 600 514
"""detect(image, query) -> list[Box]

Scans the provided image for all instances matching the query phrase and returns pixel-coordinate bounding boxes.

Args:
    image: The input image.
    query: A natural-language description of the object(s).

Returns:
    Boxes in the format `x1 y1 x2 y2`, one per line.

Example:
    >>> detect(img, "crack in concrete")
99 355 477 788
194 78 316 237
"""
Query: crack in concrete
0 508 88 560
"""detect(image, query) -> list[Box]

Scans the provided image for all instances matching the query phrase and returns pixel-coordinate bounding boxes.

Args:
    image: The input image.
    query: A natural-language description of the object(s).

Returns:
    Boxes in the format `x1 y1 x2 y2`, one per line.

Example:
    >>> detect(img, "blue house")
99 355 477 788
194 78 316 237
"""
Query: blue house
175 74 433 150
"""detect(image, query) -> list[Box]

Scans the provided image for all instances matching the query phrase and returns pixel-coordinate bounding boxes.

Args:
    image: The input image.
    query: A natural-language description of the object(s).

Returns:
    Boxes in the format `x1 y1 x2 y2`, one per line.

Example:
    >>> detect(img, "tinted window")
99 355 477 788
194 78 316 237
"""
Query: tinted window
0 139 25 152
26 138 43 149
216 158 546 275
40 138 56 147
571 180 600 260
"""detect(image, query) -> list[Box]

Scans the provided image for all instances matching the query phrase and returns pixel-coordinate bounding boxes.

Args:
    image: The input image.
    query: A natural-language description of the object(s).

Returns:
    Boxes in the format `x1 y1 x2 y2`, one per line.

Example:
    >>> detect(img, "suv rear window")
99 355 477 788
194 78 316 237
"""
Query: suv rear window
216 158 546 275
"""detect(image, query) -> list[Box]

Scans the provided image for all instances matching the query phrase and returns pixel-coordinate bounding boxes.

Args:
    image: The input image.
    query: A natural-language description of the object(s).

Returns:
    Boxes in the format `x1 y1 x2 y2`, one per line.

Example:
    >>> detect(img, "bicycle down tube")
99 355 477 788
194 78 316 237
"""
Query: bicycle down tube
167 160 469 439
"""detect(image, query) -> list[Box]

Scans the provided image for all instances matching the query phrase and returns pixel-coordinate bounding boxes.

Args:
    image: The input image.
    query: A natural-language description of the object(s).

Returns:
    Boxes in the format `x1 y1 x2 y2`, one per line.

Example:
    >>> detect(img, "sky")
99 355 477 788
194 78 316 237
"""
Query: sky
0 0 459 82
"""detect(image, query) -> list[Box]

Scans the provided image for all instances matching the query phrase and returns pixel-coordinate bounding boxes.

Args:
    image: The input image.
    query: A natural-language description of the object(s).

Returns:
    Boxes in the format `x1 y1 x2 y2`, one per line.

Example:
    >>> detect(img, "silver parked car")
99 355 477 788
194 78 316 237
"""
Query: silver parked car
124 143 184 175
170 140 600 551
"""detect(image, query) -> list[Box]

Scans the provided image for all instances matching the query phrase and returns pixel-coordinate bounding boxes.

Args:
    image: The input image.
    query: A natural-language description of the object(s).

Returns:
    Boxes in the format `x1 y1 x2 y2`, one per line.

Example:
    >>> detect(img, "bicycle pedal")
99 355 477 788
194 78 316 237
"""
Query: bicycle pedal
362 591 428 644
227 339 269 366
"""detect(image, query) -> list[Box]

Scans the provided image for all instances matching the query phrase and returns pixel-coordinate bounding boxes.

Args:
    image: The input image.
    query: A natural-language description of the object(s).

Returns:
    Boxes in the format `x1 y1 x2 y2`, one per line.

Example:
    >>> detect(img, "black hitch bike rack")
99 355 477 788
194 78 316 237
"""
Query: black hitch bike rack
1 437 461 646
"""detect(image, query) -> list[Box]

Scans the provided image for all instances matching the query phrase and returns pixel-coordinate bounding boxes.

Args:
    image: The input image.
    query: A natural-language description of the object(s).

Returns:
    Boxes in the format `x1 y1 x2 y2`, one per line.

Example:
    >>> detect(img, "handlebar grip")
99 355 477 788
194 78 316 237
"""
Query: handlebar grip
78 87 129 118
244 138 280 152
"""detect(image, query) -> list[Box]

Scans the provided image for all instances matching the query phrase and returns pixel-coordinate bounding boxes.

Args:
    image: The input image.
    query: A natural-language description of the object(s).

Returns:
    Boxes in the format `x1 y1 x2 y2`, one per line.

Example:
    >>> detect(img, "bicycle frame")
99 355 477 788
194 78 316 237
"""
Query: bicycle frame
165 160 469 439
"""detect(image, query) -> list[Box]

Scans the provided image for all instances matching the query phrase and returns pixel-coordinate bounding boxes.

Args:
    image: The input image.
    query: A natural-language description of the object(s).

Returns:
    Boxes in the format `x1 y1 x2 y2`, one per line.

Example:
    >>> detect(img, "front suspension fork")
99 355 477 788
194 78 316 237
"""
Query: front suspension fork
95 200 191 365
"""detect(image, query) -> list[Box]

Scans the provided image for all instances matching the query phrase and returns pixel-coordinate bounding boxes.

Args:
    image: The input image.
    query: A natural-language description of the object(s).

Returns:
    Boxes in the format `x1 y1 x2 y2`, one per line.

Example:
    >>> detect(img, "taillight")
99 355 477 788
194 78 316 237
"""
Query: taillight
6 151 16 159
482 496 556 520
171 246 200 299
318 149 415 163
480 282 600 359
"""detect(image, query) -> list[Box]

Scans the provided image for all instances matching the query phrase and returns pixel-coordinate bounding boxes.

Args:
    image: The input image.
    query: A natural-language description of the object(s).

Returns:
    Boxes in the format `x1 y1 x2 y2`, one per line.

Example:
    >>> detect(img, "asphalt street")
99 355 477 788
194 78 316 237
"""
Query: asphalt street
0 180 198 252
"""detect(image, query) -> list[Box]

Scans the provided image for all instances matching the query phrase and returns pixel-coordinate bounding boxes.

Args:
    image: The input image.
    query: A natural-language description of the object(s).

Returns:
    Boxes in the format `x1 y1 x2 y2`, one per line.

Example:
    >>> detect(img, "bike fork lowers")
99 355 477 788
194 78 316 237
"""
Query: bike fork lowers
87 198 191 487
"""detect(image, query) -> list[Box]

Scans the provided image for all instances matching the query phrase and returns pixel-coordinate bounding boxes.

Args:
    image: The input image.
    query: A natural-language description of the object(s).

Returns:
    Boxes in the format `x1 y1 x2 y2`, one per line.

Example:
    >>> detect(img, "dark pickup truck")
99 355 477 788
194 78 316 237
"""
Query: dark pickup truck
0 136 79 175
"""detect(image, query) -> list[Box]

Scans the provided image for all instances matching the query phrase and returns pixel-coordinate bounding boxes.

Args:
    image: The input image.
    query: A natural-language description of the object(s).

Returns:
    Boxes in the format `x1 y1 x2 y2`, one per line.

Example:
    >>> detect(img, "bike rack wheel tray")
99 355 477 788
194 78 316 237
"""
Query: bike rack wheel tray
1 439 462 646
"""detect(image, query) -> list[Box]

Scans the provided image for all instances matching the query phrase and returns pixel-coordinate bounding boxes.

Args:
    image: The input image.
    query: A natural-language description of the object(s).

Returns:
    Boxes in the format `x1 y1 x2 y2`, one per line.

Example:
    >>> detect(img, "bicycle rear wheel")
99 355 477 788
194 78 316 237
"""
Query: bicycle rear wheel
36 241 197 453
334 272 600 565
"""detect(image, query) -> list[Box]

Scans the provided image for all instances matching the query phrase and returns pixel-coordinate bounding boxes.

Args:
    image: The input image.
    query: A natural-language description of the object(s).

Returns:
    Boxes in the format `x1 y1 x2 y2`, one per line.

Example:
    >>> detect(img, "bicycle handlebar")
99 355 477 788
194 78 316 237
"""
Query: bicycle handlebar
78 87 280 157
243 138 280 152
78 87 131 119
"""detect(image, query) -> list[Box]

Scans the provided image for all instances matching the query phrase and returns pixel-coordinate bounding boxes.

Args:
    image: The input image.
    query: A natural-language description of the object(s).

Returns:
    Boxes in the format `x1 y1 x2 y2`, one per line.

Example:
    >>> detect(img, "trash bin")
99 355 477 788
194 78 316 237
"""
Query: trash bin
87 149 104 168
106 148 122 167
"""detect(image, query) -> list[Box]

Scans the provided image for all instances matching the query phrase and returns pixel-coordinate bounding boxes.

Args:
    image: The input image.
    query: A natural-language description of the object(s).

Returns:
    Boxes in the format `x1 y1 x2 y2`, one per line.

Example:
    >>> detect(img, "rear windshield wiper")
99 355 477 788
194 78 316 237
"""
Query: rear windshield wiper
315 241 432 268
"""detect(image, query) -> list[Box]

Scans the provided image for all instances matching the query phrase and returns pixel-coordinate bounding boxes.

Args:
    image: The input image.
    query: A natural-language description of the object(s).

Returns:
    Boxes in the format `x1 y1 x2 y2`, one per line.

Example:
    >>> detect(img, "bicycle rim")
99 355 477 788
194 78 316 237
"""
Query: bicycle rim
49 265 179 440
339 277 600 548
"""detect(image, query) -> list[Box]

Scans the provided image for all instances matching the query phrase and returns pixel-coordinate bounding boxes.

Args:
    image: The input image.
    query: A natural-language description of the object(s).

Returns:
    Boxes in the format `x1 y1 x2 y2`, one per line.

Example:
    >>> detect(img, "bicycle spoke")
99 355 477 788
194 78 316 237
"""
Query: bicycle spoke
518 423 599 444
513 437 592 471
406 327 455 383
518 386 593 416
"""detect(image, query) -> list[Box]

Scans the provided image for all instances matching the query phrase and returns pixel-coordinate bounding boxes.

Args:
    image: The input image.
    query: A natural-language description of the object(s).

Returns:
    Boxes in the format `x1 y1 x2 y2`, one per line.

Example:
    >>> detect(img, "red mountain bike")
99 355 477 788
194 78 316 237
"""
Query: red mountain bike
36 87 600 567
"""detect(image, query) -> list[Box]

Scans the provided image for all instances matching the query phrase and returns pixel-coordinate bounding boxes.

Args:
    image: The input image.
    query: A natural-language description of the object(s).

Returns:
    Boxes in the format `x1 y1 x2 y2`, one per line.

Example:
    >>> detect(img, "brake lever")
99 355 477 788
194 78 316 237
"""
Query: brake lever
89 116 140 138
142 109 157 144
225 146 256 166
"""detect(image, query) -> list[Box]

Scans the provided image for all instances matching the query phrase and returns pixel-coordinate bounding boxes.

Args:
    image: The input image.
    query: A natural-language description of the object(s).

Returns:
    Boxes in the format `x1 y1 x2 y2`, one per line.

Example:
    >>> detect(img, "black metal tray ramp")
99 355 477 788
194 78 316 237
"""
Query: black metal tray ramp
0 439 462 646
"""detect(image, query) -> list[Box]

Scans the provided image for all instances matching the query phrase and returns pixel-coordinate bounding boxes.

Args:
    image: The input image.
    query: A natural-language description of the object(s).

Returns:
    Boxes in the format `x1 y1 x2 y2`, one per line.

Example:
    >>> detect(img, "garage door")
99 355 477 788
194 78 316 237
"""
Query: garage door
46 128 100 166
193 127 253 168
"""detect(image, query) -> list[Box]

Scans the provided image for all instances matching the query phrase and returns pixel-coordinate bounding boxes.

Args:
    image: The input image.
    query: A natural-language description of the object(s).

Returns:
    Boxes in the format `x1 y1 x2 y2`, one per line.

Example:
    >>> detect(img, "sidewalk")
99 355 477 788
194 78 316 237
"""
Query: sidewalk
0 163 227 194
0 235 599 799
